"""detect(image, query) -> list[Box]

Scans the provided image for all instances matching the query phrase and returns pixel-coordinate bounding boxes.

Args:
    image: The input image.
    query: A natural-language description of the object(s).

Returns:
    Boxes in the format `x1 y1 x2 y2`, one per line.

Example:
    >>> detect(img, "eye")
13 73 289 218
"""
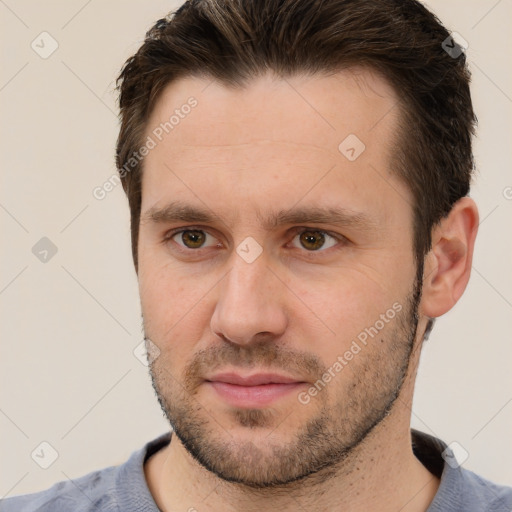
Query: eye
165 227 345 255
169 229 220 250
290 230 340 251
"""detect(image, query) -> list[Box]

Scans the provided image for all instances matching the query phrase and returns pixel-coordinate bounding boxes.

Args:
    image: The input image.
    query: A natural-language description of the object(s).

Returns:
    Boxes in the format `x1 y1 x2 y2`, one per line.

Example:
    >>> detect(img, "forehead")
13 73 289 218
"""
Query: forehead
140 69 411 227
146 68 400 151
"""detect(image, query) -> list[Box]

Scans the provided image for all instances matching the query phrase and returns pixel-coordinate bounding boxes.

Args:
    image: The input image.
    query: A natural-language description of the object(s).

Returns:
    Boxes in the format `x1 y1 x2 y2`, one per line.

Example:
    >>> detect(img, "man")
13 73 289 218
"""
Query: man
2 0 511 510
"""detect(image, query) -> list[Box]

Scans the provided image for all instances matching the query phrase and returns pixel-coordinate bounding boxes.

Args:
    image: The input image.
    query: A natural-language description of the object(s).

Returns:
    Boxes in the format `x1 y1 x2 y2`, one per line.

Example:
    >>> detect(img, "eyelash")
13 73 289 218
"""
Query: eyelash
162 226 348 256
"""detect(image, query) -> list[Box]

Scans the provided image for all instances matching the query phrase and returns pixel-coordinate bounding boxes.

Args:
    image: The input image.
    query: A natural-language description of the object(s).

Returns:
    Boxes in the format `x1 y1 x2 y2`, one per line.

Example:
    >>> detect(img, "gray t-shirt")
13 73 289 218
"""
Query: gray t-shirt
1 429 511 511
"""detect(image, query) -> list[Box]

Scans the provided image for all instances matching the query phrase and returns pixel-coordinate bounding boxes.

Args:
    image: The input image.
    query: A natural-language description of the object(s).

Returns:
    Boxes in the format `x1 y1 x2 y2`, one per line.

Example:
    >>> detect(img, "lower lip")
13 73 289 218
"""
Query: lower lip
206 381 305 407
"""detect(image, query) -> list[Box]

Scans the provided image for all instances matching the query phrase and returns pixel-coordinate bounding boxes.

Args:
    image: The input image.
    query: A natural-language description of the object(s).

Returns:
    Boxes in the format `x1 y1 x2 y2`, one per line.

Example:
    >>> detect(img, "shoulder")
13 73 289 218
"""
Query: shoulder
411 429 512 511
0 432 171 512
428 460 512 511
0 466 118 512
457 467 512 511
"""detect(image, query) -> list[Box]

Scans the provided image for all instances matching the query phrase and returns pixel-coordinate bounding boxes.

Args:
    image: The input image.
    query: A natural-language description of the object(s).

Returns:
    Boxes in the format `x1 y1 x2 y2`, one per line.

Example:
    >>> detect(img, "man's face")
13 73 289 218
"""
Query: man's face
138 70 422 486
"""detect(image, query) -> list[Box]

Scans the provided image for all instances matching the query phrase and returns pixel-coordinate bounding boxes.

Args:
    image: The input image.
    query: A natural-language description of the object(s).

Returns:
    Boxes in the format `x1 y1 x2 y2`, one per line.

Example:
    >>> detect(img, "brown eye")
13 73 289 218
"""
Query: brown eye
291 230 338 251
171 229 217 249
180 230 205 248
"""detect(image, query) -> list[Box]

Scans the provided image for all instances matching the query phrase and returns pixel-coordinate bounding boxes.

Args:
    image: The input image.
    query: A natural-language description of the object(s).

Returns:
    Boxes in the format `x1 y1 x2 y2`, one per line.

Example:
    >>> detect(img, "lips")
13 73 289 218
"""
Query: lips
205 372 302 386
204 372 307 407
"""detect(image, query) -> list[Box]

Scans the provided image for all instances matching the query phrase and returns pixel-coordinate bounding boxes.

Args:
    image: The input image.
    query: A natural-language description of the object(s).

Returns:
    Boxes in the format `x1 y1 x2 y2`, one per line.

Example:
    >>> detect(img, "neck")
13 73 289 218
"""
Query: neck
144 409 439 512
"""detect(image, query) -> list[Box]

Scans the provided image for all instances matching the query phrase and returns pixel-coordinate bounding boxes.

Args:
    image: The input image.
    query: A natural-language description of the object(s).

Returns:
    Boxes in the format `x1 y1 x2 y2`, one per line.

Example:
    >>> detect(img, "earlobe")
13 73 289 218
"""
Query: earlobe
420 197 479 319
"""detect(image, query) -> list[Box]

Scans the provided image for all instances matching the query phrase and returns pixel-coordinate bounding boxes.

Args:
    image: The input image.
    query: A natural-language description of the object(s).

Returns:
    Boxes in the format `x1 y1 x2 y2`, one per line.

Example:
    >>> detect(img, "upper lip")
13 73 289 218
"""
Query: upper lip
205 372 304 386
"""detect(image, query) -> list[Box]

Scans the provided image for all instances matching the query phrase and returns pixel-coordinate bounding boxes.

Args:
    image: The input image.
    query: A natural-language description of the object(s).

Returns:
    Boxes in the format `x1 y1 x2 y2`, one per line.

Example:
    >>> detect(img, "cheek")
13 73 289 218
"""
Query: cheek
138 236 192 320
139 265 206 340
141 283 209 378
293 273 391 330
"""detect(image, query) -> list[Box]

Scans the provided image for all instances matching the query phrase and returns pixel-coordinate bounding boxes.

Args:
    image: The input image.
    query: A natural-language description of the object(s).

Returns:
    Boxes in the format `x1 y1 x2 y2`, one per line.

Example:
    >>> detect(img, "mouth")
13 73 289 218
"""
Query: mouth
204 372 308 407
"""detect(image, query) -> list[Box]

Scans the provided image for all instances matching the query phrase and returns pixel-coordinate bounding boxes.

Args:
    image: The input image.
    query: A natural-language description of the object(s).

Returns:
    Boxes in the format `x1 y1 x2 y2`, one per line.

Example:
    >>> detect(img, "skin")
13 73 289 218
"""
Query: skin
137 69 479 511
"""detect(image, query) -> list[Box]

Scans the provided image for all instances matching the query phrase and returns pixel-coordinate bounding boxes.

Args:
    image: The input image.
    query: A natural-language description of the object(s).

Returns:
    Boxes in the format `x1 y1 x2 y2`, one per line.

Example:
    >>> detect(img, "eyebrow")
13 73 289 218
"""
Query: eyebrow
141 200 378 232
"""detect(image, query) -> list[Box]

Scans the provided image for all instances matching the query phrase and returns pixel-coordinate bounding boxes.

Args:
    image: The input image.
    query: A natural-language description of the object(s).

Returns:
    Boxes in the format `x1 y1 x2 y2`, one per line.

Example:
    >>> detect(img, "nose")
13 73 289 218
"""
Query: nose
210 253 288 345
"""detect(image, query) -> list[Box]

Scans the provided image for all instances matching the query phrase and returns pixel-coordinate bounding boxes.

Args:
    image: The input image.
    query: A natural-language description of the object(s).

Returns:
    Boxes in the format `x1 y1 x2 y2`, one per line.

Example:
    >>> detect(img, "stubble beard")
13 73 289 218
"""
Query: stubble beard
145 270 423 489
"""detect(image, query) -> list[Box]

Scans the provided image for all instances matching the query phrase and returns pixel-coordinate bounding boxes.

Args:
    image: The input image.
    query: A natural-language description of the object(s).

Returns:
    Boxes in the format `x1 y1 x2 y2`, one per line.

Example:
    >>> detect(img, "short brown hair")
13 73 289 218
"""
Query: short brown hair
116 0 476 270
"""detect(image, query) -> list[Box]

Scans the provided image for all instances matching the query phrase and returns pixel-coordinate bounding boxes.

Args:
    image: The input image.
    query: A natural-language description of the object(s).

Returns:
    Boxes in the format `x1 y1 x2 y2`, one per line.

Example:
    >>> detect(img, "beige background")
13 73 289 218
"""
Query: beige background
1 0 511 498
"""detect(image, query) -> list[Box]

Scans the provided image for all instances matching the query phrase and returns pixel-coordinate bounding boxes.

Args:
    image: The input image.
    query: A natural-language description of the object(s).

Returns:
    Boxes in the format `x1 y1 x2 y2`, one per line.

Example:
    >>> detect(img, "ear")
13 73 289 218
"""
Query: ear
420 197 479 318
